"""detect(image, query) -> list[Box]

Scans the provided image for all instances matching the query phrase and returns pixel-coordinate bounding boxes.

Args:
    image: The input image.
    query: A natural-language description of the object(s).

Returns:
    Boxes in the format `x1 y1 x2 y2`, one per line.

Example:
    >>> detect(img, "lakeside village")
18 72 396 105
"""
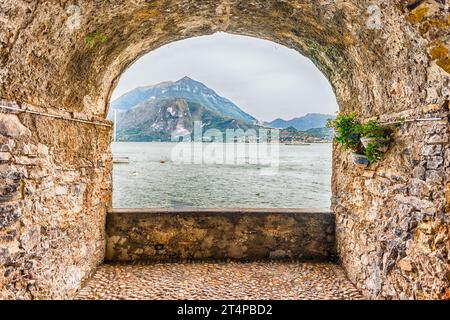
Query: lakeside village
179 126 334 145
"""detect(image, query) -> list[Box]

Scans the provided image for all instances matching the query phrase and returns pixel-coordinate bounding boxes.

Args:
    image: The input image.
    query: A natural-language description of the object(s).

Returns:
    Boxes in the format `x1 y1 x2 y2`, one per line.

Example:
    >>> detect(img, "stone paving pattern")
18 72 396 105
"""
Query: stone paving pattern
76 262 364 300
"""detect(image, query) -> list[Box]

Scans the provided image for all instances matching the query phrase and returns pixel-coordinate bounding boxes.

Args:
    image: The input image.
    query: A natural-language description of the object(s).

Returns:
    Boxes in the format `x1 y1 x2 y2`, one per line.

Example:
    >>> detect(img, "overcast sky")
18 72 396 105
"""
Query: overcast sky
112 32 338 122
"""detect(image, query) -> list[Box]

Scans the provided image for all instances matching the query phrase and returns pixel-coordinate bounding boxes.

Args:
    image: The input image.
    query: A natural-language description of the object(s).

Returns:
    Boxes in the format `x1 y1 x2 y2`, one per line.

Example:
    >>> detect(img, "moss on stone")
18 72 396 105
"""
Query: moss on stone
429 43 450 73
430 43 449 60
134 9 160 20
419 16 450 34
406 6 429 24
436 57 450 74
86 31 107 48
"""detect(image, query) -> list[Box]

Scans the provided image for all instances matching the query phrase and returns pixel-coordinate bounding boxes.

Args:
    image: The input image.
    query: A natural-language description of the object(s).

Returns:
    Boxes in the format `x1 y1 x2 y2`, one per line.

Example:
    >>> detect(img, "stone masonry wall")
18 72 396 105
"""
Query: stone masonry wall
106 209 336 262
334 105 450 300
0 101 112 299
333 1 450 300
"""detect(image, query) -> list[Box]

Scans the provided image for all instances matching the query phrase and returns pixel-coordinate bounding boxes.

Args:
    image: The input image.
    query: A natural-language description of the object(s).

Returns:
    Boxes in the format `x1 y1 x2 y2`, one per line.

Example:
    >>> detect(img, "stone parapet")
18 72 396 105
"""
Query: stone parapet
106 208 336 262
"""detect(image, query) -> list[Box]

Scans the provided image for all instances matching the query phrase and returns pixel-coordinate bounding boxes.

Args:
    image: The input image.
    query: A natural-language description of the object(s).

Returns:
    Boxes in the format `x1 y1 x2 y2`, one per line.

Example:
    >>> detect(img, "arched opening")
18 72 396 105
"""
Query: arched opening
0 1 448 300
109 32 338 209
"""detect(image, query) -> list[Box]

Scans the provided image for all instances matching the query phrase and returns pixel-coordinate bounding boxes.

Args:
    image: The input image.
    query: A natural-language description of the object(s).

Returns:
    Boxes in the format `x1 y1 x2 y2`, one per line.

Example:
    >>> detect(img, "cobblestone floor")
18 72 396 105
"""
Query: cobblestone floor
76 261 364 300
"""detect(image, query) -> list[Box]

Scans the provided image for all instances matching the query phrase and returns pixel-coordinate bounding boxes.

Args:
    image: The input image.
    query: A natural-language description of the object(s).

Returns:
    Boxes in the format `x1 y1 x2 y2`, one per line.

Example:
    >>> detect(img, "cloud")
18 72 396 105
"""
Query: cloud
112 32 338 122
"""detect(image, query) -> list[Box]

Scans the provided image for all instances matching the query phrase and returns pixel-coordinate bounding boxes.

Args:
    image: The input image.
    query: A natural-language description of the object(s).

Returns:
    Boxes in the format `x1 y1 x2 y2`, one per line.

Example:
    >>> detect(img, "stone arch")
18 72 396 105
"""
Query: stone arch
0 1 448 299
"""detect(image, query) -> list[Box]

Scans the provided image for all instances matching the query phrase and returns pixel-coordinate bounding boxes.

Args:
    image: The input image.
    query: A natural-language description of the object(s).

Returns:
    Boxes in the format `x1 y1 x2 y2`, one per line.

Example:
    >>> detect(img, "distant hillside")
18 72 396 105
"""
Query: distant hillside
279 126 333 143
113 98 259 142
110 76 255 124
304 127 334 139
268 113 335 131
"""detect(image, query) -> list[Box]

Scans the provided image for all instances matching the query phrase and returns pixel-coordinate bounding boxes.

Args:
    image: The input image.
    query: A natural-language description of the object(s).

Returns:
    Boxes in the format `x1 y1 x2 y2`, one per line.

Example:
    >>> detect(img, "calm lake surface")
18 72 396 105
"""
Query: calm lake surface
112 142 332 209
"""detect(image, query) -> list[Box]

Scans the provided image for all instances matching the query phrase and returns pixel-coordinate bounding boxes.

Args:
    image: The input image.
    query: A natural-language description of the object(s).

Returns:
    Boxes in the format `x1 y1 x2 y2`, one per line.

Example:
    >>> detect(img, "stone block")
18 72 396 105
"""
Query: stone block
426 170 443 185
398 258 414 272
19 226 41 252
0 114 31 138
426 156 443 169
364 178 391 197
0 151 11 163
0 203 22 228
427 134 448 145
36 144 49 156
14 156 39 166
0 164 25 180
28 168 48 179
409 178 431 198
0 179 21 202
412 165 426 180
22 144 38 158
55 185 68 196
445 148 450 166
395 195 435 213
362 170 375 178
0 247 9 265
422 144 442 156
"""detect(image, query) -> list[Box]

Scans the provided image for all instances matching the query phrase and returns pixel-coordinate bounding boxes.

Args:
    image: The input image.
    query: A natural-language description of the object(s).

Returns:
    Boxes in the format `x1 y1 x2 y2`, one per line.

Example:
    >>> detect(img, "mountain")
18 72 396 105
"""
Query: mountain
109 78 334 142
268 113 335 131
110 76 255 124
304 127 334 139
113 98 259 142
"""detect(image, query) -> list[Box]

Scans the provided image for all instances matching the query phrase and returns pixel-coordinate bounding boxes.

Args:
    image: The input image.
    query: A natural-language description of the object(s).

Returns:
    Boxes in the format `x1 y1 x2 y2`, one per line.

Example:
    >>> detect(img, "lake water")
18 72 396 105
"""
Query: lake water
112 142 332 209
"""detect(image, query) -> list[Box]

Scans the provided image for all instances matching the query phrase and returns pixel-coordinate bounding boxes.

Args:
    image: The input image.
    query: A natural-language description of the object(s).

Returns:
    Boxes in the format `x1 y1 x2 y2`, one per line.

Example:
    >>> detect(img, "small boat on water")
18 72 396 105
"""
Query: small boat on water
113 156 130 164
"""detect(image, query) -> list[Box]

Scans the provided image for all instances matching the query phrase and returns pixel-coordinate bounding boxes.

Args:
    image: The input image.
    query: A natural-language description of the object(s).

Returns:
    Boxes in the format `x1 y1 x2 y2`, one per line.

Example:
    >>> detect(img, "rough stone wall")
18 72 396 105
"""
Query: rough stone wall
333 1 450 300
0 0 449 299
106 209 336 262
0 101 112 299
334 107 450 300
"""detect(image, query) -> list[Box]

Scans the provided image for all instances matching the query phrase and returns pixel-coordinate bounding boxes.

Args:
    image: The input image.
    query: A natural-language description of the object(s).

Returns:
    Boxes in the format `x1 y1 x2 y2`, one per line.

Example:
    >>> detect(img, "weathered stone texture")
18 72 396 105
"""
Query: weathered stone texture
105 209 336 262
0 0 449 299
334 110 450 299
0 102 112 299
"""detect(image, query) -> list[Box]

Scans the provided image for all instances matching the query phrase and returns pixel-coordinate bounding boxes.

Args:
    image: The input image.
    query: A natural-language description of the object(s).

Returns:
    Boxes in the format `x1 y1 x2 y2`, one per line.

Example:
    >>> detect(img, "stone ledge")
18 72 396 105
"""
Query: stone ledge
106 208 336 262
109 207 332 215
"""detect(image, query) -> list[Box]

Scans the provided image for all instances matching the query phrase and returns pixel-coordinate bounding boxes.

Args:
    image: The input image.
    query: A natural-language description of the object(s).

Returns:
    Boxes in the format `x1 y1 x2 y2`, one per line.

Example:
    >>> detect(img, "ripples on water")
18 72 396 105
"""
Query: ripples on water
112 142 332 209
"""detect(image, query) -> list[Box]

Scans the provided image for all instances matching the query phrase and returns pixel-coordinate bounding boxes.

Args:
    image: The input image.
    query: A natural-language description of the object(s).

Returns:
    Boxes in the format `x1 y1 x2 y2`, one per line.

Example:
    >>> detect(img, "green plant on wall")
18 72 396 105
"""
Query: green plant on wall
326 113 362 151
86 31 107 47
328 113 393 166
358 120 386 138
365 141 383 164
